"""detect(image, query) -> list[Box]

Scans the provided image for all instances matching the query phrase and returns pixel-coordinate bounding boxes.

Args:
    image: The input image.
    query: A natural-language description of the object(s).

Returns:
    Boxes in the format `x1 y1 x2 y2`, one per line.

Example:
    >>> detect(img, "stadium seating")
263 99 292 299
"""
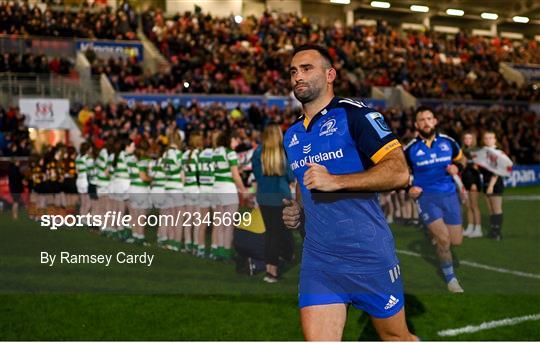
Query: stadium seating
0 1 138 40
140 10 539 100
0 52 74 76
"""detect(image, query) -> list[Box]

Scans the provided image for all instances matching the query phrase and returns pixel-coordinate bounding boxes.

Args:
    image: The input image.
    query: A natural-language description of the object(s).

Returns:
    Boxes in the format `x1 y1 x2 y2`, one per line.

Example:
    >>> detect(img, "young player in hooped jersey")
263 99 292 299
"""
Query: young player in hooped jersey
126 141 152 245
162 131 184 250
149 144 169 242
282 45 416 341
211 130 247 261
86 148 98 219
95 139 115 235
405 106 467 293
110 140 131 240
196 133 215 258
182 133 202 254
75 142 92 219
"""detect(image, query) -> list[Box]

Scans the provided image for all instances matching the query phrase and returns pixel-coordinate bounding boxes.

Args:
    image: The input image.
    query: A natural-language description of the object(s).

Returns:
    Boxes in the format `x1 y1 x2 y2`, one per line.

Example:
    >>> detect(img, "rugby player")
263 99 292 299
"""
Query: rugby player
404 106 466 293
282 44 417 341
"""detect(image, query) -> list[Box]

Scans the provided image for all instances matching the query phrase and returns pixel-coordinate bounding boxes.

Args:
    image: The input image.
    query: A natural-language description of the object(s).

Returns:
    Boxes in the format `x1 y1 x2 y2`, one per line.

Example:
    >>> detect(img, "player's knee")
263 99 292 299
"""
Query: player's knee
436 235 450 248
452 236 463 246
378 329 415 341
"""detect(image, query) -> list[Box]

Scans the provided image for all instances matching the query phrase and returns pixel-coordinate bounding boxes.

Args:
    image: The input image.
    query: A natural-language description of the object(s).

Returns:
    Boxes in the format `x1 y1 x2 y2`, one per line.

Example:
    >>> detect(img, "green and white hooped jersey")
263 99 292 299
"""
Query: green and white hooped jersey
198 148 214 188
163 147 183 191
86 156 97 184
213 146 238 184
182 149 199 189
96 148 113 187
127 154 151 188
113 150 130 180
75 154 87 178
150 157 166 190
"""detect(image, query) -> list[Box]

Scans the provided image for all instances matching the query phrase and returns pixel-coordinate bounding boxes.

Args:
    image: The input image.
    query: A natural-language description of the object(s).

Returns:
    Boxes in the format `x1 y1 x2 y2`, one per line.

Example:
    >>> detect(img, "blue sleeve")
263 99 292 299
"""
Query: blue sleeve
450 139 461 159
346 107 400 163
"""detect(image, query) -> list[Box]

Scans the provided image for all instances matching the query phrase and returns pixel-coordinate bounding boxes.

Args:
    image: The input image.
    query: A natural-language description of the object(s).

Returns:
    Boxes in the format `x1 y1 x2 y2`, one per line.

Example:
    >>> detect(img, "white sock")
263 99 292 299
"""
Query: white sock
474 224 482 230
466 224 473 231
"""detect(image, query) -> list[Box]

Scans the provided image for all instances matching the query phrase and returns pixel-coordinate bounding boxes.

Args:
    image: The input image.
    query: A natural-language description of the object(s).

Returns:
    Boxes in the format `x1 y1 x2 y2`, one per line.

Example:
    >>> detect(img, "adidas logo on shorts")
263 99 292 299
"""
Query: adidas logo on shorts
384 295 400 310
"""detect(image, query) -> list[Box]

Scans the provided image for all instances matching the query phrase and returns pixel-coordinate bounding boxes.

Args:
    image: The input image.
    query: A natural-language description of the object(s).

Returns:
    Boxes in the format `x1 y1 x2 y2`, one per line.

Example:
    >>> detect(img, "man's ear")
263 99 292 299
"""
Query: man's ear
327 68 337 84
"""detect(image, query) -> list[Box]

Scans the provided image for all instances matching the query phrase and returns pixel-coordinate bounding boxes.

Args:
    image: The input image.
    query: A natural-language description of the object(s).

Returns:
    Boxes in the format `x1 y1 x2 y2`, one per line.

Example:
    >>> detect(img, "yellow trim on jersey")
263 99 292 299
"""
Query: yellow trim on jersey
453 149 463 161
371 139 401 164
303 117 310 129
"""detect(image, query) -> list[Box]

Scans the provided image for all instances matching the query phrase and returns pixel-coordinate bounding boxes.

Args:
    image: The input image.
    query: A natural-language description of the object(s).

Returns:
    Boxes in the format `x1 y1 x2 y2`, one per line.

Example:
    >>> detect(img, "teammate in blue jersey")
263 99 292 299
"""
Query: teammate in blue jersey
404 106 467 293
282 44 417 341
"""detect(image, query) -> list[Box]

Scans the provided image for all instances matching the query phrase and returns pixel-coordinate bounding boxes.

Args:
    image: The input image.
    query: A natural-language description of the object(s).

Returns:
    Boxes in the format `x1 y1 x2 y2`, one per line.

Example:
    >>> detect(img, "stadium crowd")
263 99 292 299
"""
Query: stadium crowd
0 52 74 76
1 3 538 102
0 0 138 40
136 9 540 100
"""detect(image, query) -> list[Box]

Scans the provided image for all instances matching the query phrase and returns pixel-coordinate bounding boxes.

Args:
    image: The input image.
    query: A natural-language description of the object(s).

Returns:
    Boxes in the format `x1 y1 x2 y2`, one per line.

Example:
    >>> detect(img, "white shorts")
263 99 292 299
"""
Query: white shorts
129 186 151 209
183 187 200 206
213 183 239 207
164 190 185 208
110 179 131 201
97 183 110 197
76 177 88 194
151 188 169 209
198 187 214 208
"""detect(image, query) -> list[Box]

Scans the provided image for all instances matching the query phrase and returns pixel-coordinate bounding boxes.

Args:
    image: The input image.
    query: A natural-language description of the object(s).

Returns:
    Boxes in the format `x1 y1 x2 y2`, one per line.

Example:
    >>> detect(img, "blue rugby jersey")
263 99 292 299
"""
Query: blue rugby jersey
283 97 402 274
404 133 463 194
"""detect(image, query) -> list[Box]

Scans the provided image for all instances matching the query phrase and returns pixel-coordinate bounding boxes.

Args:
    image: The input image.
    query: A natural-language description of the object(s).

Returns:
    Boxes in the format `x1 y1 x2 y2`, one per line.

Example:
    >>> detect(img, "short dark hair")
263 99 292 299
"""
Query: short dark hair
292 44 333 68
414 105 436 120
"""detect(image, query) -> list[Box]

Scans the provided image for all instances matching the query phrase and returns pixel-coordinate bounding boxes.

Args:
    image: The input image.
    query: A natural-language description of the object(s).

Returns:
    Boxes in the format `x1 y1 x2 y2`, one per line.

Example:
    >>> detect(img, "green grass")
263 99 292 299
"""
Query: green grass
0 186 539 340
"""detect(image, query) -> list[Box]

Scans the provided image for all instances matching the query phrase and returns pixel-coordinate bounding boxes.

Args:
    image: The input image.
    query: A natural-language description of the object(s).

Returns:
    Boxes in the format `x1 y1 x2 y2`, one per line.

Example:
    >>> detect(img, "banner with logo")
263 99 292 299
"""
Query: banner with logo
504 165 540 187
120 93 386 111
19 98 72 130
76 39 143 62
471 147 513 177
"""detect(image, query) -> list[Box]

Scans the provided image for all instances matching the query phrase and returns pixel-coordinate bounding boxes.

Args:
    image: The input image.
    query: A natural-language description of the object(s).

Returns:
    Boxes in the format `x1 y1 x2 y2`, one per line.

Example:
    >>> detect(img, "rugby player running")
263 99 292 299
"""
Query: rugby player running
282 44 418 341
404 106 466 293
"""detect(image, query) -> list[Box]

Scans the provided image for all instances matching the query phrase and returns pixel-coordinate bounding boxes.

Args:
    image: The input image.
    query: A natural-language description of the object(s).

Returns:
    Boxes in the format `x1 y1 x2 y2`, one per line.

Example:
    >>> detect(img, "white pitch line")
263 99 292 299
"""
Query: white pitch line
505 195 540 201
438 312 540 336
396 249 540 280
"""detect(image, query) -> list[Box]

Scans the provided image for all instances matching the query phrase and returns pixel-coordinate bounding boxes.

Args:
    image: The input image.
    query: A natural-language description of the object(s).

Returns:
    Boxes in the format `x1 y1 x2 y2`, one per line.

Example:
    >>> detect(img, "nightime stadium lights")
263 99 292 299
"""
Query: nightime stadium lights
410 5 429 13
370 1 391 9
513 16 530 23
481 12 498 20
446 8 465 16
330 0 351 4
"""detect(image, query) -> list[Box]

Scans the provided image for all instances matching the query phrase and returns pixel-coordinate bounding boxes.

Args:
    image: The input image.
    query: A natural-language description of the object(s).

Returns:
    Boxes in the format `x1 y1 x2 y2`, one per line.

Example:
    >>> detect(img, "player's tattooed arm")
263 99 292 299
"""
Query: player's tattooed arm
303 148 409 192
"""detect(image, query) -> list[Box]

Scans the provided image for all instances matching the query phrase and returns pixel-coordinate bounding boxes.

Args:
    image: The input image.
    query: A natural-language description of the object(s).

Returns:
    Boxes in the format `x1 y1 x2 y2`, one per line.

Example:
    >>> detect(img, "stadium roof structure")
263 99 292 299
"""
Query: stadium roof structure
312 0 540 38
